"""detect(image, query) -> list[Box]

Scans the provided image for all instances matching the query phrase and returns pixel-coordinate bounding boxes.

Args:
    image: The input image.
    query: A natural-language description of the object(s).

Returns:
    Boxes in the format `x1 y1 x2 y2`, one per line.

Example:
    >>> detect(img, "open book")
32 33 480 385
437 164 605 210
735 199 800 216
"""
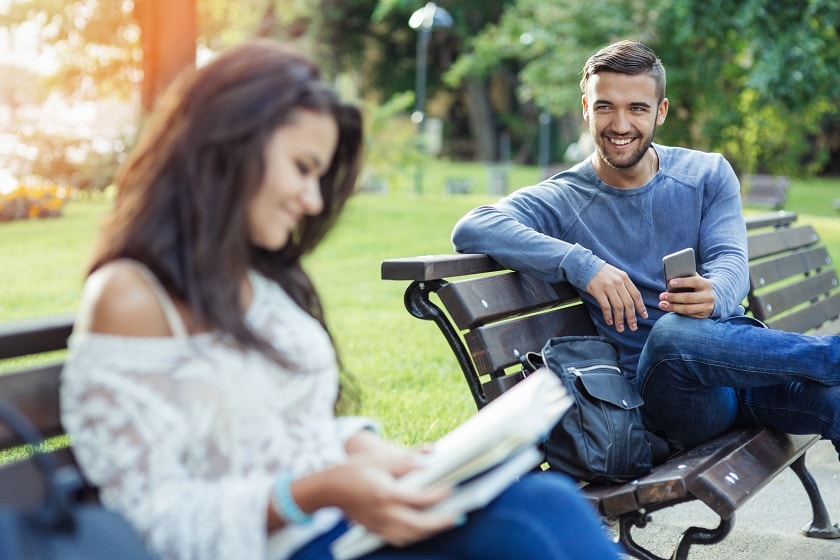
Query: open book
330 367 572 560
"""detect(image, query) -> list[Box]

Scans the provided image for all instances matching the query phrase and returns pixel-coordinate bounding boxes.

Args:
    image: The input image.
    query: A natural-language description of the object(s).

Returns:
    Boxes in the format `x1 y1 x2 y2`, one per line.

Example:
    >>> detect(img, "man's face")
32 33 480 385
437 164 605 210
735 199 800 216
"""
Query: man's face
582 72 668 173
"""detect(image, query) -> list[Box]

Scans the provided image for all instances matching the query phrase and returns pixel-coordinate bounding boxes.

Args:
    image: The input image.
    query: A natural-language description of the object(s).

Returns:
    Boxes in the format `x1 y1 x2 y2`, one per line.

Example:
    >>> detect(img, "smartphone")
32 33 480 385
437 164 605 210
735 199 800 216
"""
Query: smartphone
662 248 696 292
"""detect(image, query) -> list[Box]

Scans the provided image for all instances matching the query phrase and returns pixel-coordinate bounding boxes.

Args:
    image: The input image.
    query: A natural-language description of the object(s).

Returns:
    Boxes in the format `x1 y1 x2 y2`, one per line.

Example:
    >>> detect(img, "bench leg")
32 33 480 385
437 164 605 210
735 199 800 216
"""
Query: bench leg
672 517 733 560
403 280 487 408
617 511 667 560
790 454 840 539
617 510 733 560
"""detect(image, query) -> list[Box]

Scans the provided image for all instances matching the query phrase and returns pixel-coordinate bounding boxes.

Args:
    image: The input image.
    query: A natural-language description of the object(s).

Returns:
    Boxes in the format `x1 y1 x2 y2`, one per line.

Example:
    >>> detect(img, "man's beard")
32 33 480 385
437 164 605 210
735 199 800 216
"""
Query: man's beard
598 124 657 170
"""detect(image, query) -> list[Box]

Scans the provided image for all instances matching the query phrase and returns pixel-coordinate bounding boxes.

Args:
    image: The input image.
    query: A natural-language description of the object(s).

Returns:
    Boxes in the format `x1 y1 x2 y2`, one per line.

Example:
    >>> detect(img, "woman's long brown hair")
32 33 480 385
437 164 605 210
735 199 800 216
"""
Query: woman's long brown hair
90 40 363 411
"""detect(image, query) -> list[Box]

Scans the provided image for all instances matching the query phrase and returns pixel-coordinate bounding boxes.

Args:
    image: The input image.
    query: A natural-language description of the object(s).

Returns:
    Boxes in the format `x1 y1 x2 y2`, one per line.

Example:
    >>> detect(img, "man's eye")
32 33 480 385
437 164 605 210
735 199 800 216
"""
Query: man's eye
296 161 311 175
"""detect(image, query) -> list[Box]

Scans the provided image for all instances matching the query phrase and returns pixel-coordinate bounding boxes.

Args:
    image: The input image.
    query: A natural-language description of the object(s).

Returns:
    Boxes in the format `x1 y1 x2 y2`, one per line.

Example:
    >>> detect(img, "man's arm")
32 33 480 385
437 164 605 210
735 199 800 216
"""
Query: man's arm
451 185 603 287
659 155 748 319
452 185 647 333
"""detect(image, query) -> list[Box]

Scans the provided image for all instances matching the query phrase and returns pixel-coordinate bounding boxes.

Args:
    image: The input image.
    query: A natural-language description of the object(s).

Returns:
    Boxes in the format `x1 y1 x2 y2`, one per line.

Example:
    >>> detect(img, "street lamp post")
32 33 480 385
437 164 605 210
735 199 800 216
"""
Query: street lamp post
409 2 452 195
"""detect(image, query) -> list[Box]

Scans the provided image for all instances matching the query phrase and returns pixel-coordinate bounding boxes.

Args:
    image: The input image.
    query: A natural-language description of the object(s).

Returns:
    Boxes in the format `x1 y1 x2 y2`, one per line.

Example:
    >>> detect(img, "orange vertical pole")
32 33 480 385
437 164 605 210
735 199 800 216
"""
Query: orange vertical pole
136 0 197 112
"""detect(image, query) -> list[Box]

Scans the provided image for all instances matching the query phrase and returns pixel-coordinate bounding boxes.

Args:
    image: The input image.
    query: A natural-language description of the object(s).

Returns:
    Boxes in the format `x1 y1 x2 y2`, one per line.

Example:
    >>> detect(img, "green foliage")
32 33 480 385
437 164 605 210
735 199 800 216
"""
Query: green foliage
360 91 426 194
451 0 840 175
8 127 128 192
1 0 140 102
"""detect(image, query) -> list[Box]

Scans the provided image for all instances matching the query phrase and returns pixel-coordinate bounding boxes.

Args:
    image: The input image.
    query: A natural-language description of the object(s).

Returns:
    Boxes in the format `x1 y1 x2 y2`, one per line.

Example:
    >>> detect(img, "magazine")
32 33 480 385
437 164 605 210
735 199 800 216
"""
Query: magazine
330 367 571 560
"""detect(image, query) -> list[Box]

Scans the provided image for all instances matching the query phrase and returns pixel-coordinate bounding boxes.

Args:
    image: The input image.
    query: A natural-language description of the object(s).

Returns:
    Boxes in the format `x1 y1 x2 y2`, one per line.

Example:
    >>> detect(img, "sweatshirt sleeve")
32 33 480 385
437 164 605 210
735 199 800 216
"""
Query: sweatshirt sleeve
697 155 750 318
451 184 605 289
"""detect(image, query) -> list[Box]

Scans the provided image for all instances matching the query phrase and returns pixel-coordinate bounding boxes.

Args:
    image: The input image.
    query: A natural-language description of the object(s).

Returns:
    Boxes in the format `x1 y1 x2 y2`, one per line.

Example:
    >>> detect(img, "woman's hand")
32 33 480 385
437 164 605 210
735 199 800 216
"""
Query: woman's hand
325 454 458 547
288 437 457 547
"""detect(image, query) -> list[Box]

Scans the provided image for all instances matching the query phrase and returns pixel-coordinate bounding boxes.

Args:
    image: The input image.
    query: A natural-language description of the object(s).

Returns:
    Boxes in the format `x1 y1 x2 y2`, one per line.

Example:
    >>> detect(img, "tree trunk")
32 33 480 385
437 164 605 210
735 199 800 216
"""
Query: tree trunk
463 79 496 162
135 0 197 111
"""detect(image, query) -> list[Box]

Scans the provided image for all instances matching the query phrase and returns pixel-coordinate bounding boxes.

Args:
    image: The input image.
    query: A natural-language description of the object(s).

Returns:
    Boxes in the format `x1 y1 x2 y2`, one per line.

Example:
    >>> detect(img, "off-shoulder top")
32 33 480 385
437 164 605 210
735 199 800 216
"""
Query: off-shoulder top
60 260 367 559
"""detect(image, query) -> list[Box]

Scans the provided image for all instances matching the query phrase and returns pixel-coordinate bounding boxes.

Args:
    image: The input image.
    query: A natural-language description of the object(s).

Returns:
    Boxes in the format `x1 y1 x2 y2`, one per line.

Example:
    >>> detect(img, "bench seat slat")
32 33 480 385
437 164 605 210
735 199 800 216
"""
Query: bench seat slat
439 272 580 330
689 433 818 518
747 225 818 260
631 427 757 511
749 246 831 290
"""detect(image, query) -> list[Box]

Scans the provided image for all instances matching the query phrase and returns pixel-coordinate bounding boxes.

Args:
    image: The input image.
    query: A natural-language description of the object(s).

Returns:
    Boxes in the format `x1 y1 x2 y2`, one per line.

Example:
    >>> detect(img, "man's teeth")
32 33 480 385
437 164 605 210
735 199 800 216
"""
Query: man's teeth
609 137 633 145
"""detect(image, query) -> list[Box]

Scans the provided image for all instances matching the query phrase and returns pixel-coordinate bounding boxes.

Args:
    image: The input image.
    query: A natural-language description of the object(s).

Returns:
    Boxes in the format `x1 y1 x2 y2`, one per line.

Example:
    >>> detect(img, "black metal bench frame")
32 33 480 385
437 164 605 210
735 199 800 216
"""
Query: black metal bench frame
381 211 840 559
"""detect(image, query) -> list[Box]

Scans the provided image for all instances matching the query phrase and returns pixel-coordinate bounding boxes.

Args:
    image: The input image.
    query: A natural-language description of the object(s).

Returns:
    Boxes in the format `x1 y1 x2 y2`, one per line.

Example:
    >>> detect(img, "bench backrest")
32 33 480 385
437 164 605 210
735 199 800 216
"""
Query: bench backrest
382 211 840 409
0 314 75 508
742 174 790 210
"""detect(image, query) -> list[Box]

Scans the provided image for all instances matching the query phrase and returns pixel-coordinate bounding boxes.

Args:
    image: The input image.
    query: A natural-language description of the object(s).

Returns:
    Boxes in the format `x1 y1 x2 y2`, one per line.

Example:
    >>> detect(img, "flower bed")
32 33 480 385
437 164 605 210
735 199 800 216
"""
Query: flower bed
0 183 69 222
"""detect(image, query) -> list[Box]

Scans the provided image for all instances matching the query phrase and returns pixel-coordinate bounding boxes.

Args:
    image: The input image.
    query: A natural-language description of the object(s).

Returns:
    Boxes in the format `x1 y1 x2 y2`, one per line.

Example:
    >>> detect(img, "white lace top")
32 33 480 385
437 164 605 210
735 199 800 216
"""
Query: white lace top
61 261 367 559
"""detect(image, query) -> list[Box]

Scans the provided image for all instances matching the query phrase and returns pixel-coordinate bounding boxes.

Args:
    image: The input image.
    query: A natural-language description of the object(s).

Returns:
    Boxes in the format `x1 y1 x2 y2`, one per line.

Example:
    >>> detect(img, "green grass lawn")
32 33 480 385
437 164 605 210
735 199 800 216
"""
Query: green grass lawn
2 169 840 446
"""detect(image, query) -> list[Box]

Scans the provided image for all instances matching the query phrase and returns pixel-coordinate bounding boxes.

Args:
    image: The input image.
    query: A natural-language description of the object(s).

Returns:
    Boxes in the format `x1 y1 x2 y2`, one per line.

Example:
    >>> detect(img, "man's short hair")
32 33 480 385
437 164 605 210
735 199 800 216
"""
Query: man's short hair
580 40 666 102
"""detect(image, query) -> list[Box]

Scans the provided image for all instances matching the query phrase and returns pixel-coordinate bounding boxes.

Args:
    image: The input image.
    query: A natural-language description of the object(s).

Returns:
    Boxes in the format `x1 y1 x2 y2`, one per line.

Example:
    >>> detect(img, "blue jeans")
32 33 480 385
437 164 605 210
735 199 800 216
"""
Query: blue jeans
635 313 840 459
288 472 622 560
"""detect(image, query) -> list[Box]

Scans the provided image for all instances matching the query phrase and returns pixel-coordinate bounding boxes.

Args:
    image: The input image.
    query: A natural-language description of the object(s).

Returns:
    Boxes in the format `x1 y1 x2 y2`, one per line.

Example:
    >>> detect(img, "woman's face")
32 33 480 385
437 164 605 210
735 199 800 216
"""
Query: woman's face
247 109 338 251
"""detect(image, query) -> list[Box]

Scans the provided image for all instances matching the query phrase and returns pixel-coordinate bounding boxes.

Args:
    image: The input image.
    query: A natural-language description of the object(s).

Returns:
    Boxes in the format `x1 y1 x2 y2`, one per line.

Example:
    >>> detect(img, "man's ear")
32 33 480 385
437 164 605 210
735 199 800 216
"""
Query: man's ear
656 98 669 125
581 94 589 122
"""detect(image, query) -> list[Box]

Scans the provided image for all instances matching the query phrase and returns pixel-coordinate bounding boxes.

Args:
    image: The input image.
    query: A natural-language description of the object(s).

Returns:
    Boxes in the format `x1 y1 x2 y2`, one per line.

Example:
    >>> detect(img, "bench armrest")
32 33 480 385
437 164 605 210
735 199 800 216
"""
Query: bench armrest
381 253 504 282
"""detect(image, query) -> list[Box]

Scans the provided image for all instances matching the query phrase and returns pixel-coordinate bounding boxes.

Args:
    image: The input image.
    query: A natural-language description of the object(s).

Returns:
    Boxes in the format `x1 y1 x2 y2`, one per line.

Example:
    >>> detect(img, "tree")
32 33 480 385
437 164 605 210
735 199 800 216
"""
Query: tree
450 0 840 175
316 0 521 162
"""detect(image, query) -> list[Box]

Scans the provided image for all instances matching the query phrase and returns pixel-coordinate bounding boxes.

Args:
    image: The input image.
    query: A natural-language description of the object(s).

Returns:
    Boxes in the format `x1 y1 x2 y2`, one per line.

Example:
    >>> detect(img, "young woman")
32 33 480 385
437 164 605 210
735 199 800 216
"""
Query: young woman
60 40 622 560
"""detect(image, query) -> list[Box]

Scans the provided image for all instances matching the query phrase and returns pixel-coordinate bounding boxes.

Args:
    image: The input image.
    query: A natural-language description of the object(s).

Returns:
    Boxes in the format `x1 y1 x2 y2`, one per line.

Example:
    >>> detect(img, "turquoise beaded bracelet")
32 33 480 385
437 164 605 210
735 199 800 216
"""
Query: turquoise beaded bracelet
272 472 314 525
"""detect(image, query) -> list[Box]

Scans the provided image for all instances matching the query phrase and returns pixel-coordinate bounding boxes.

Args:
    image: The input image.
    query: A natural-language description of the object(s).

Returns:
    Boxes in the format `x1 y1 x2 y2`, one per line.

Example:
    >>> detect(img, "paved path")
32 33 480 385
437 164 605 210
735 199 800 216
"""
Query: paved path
618 440 839 559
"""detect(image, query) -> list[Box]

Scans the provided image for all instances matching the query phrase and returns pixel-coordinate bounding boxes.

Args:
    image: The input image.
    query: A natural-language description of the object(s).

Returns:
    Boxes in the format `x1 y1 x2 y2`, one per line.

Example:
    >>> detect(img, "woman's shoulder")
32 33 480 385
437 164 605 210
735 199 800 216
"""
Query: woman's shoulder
74 260 175 338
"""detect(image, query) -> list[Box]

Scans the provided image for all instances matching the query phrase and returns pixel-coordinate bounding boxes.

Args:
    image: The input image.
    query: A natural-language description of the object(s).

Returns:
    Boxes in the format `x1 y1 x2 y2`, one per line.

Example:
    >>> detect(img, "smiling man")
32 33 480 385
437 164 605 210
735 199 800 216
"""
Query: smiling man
451 40 840 461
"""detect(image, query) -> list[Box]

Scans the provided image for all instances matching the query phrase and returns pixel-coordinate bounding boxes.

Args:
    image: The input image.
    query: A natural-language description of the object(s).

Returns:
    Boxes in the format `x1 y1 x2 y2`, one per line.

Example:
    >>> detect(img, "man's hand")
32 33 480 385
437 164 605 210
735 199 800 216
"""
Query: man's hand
658 274 714 318
584 263 648 332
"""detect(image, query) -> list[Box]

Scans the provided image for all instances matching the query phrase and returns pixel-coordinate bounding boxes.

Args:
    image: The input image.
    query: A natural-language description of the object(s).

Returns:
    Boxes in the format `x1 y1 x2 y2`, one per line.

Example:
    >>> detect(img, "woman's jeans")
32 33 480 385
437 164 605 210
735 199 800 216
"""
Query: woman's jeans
289 472 622 560
635 313 840 458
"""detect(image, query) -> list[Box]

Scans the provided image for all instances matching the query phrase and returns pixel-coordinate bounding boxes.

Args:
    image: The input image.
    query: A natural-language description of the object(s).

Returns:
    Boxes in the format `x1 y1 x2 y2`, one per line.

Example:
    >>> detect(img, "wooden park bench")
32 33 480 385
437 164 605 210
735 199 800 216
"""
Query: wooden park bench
742 174 790 210
381 210 840 559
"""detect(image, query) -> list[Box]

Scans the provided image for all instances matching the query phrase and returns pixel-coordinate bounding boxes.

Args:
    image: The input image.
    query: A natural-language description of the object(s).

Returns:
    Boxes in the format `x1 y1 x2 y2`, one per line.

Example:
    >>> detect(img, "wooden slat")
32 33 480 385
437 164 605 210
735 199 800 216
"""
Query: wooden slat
0 365 63 448
0 447 80 509
689 433 818 518
747 225 819 260
465 305 596 376
439 272 580 330
381 254 502 281
749 269 839 321
632 427 758 512
0 314 74 360
813 316 840 336
749 246 831 290
743 211 797 230
764 291 840 333
583 480 643 517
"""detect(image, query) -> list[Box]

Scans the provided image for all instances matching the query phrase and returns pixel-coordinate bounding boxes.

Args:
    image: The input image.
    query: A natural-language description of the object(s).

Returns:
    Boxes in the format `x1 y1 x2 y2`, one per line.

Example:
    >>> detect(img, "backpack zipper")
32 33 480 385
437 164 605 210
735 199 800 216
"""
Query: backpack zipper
567 364 621 376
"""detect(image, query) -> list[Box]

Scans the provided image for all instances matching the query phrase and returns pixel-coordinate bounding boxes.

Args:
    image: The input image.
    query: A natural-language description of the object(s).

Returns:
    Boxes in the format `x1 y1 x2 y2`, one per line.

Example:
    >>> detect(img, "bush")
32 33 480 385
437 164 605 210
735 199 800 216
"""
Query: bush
0 182 69 222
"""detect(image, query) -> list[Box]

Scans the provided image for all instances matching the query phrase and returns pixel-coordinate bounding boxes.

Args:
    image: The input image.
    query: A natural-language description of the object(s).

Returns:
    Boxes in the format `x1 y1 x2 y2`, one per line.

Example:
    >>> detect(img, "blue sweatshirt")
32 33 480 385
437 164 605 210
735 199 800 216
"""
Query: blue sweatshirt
451 144 748 375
